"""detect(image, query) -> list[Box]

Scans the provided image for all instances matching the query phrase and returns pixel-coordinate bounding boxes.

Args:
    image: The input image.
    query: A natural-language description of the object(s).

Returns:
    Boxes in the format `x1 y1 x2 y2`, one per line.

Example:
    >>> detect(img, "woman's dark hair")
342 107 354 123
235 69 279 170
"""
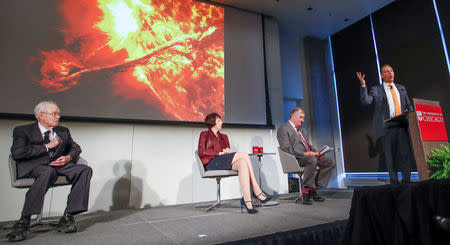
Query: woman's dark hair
205 113 221 129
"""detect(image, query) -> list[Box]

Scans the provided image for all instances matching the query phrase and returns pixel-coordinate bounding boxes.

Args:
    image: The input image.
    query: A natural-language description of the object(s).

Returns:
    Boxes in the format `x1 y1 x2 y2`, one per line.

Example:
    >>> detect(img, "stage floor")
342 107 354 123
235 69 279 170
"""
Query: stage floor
0 189 352 245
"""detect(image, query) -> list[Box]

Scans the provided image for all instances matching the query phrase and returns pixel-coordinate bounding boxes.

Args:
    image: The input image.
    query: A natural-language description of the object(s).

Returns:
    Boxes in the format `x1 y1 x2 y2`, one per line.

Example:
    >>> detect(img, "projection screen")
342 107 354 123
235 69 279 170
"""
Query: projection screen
0 0 267 125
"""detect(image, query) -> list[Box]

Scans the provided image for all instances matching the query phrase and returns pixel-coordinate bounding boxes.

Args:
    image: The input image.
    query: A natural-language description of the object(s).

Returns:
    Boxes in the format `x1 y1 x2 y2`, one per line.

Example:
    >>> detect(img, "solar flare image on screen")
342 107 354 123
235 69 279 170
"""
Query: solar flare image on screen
30 0 224 121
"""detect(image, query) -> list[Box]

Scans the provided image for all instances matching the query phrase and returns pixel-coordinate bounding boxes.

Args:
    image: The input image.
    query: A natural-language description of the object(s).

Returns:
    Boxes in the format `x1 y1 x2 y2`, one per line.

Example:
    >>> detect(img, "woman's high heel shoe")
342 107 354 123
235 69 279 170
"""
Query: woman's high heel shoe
240 197 258 214
253 190 272 203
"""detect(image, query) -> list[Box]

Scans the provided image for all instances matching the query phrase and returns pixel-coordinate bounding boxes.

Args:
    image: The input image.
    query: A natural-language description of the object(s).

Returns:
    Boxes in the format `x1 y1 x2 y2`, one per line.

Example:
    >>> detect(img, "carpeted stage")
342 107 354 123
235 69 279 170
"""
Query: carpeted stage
0 189 352 245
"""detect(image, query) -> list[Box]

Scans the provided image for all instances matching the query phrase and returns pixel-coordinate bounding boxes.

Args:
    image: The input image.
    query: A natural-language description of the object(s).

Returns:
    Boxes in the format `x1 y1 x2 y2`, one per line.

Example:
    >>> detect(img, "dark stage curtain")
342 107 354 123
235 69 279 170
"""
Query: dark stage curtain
331 17 380 173
222 220 347 245
341 179 450 245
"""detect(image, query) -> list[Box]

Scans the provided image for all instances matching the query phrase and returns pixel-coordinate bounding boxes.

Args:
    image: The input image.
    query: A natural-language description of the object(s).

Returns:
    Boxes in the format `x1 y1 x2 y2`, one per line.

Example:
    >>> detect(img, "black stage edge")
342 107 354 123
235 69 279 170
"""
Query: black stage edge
341 178 450 245
221 220 347 245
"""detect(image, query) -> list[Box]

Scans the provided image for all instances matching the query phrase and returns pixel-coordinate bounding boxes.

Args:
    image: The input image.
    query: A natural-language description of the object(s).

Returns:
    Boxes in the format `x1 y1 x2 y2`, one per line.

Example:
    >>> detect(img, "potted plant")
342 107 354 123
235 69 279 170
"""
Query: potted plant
427 143 450 179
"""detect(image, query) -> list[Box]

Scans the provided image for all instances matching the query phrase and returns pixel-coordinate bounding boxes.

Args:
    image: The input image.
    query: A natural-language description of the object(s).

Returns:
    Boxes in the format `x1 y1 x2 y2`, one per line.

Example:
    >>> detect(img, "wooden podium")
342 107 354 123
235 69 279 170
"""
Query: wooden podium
407 98 448 180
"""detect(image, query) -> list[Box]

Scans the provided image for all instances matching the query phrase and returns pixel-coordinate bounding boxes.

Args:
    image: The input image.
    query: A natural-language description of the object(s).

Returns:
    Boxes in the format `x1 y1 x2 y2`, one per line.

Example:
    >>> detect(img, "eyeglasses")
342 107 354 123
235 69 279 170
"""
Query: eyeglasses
42 112 61 117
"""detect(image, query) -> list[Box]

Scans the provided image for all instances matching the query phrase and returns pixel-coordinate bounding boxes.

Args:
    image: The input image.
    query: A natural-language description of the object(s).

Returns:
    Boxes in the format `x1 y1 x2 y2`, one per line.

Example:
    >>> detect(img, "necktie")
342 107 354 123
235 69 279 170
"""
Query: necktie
43 131 56 155
390 85 401 116
297 127 311 151
43 131 51 144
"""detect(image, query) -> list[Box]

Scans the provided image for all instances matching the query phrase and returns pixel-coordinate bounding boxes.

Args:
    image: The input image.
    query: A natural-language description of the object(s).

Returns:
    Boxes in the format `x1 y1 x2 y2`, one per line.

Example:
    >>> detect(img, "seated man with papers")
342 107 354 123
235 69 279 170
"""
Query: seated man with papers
277 107 335 205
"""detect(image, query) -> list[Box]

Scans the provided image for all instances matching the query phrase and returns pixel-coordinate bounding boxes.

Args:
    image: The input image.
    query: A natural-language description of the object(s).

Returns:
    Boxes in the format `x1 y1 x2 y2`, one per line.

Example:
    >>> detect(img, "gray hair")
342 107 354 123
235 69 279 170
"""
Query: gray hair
289 107 304 119
34 101 58 120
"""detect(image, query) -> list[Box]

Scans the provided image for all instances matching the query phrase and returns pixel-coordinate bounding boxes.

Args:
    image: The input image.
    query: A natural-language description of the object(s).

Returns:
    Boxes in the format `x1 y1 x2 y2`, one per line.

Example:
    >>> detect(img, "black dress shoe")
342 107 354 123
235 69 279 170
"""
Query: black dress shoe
57 214 77 233
301 193 312 205
401 178 411 183
310 189 325 202
7 218 30 242
435 216 450 231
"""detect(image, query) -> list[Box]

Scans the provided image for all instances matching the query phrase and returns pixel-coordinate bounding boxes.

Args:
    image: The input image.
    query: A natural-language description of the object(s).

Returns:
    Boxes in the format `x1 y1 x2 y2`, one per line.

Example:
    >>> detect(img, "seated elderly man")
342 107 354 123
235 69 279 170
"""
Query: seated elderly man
277 107 335 205
7 101 92 242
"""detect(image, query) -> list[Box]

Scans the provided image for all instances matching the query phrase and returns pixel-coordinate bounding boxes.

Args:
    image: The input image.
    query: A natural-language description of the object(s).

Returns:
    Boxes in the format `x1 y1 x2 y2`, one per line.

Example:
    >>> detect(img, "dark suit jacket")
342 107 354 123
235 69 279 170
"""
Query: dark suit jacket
198 130 230 164
360 83 413 137
10 122 82 178
277 122 317 159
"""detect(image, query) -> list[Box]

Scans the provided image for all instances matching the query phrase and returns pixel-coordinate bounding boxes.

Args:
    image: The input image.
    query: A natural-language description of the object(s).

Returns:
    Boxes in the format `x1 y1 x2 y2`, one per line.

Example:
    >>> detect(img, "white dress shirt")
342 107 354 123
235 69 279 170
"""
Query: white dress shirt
288 120 296 131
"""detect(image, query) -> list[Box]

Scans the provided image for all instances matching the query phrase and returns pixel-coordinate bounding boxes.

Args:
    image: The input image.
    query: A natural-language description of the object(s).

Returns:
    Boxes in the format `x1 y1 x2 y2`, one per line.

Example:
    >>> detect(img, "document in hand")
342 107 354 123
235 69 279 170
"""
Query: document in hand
319 145 333 155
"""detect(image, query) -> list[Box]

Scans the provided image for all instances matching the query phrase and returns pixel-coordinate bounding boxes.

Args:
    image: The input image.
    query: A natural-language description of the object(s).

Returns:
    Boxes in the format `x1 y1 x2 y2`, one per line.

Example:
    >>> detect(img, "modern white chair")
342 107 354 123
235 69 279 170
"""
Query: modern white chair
278 147 305 202
194 151 239 211
8 155 88 227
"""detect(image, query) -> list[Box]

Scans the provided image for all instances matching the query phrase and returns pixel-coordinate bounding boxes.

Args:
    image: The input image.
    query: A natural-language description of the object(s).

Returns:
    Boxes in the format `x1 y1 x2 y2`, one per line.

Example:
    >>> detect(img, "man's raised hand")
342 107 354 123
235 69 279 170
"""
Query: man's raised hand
356 72 366 87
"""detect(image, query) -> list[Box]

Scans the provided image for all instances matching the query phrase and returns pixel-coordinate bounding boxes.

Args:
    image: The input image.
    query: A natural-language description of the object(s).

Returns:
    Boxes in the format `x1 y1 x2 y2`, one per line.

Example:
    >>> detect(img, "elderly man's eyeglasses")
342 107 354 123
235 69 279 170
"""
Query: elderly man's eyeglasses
42 112 61 117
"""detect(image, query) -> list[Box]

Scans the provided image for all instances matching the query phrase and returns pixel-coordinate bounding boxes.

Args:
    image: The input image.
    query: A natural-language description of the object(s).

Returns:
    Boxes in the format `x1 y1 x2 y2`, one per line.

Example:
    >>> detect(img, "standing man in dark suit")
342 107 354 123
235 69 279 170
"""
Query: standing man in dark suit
277 107 335 205
7 101 93 242
357 64 414 183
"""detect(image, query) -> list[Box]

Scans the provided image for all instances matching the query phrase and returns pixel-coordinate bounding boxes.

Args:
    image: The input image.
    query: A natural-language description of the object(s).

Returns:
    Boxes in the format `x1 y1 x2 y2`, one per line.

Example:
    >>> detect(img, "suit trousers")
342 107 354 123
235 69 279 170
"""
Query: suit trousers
297 156 335 188
381 125 413 183
21 162 93 218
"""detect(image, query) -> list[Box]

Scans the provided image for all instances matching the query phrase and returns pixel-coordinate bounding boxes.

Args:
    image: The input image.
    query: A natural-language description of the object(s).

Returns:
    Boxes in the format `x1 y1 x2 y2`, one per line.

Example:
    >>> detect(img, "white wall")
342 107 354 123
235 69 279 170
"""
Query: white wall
0 119 287 222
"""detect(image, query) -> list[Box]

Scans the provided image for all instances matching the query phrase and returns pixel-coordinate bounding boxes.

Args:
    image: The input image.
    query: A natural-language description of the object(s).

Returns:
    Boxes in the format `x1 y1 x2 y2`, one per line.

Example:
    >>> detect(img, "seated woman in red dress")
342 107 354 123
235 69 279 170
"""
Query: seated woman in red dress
198 113 271 213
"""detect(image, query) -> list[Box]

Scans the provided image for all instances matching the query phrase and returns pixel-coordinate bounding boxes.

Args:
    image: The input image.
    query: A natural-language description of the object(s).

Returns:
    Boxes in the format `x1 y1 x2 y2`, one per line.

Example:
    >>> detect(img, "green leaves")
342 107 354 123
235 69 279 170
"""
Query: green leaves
427 143 450 179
